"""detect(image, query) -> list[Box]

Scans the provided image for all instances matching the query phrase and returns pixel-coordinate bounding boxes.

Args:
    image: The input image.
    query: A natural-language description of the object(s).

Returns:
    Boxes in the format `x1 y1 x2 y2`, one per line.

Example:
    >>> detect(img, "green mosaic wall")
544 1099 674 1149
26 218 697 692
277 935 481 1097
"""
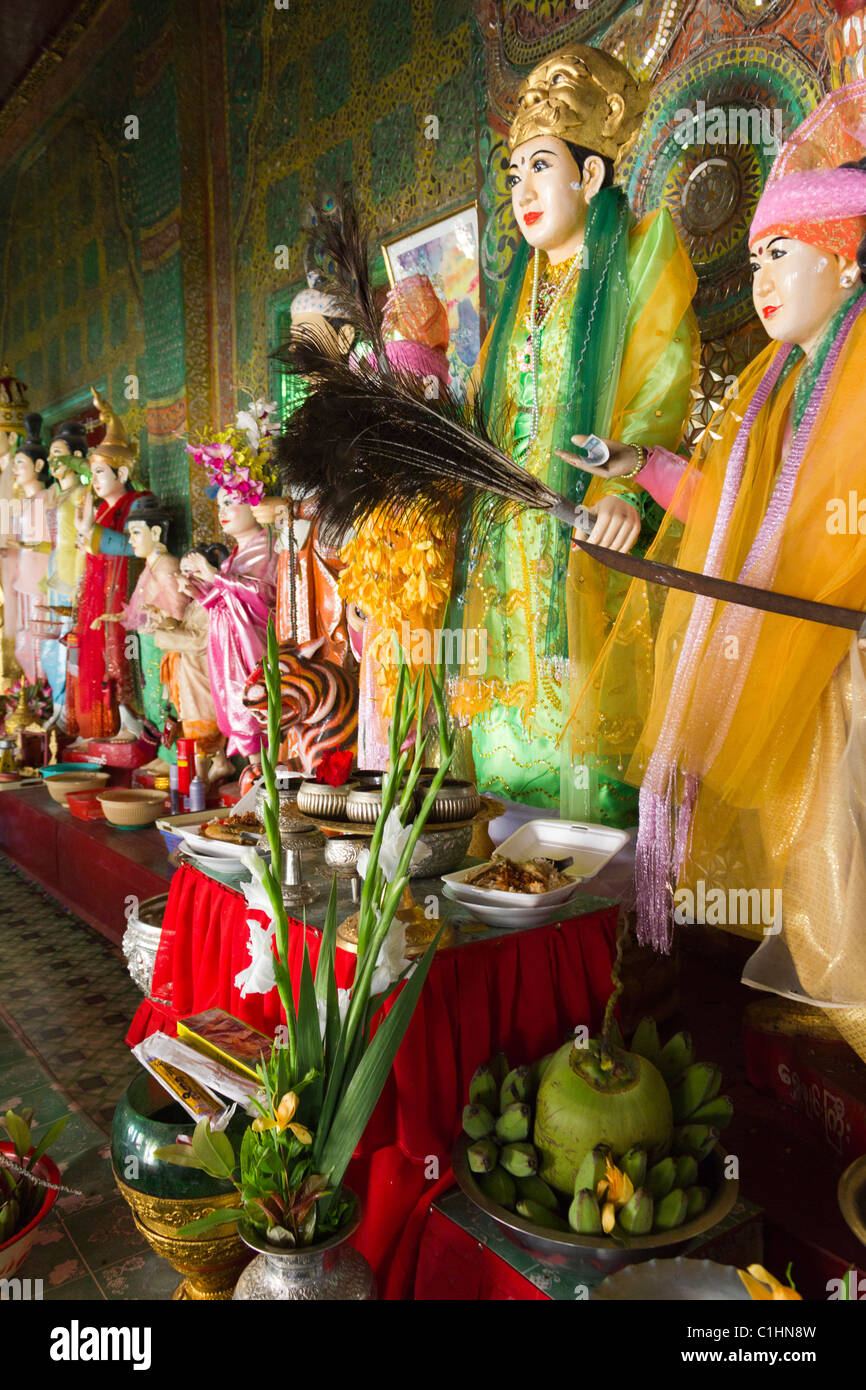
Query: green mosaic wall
228 0 485 395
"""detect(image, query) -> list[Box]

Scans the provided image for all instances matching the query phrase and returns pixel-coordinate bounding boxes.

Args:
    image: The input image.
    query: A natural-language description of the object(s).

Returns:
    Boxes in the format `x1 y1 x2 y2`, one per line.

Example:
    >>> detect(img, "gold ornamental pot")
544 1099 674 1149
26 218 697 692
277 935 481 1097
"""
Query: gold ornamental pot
111 1070 251 1300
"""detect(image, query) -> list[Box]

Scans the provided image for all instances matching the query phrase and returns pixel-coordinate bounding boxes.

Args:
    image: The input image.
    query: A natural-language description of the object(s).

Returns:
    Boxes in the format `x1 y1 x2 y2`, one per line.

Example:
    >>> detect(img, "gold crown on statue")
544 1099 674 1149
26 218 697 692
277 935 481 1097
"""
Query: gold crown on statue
90 386 138 475
508 45 649 170
0 364 29 435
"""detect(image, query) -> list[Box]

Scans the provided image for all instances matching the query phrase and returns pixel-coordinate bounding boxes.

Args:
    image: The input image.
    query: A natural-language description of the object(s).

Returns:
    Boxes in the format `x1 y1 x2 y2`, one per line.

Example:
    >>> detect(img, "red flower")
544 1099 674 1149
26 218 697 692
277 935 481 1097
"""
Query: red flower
315 749 353 787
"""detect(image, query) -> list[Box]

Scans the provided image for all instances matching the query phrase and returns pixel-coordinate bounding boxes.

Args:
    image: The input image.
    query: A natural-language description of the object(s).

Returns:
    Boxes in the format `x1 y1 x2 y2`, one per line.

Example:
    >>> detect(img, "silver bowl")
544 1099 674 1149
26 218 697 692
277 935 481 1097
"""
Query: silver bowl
121 893 170 1001
346 783 415 824
297 779 357 821
410 823 473 878
452 1135 739 1275
422 778 481 824
592 1257 752 1301
323 835 368 876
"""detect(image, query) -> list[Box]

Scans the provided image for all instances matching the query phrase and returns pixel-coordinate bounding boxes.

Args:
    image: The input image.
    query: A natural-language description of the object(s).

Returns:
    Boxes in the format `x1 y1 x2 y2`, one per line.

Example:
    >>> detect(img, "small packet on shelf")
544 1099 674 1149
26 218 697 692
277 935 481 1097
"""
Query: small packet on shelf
133 1034 238 1130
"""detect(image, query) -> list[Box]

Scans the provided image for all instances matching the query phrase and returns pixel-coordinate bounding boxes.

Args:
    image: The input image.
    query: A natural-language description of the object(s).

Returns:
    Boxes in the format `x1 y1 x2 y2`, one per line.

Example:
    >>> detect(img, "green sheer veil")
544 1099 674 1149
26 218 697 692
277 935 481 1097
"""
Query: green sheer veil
446 184 634 671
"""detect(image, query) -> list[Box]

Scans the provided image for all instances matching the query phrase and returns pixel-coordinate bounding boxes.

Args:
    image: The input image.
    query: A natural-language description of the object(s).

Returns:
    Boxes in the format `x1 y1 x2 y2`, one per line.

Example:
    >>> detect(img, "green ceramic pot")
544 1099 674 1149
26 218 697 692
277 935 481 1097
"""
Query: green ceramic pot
110 1068 242 1200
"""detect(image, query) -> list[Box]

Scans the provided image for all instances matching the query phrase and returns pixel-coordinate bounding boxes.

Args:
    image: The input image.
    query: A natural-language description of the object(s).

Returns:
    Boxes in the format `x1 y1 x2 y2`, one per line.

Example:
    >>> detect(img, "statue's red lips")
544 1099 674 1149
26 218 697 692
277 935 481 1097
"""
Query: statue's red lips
523 211 543 226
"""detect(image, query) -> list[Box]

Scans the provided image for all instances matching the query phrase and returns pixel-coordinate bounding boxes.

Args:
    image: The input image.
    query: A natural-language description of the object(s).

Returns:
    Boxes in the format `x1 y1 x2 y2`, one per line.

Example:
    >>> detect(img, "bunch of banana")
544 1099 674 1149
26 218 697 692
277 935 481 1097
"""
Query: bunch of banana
567 1142 713 1237
566 1019 733 1239
462 1053 567 1231
462 1021 733 1242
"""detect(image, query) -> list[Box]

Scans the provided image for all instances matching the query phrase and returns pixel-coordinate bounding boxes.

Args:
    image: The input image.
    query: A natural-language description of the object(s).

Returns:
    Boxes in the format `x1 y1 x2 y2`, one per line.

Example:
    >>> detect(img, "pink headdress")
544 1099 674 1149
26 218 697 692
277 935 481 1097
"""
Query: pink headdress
750 79 866 258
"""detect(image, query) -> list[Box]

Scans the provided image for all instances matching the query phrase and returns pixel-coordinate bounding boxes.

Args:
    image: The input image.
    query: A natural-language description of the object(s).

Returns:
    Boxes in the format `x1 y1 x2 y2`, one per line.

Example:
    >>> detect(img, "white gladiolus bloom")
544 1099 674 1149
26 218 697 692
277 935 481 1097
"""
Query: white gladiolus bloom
371 916 411 995
234 916 277 998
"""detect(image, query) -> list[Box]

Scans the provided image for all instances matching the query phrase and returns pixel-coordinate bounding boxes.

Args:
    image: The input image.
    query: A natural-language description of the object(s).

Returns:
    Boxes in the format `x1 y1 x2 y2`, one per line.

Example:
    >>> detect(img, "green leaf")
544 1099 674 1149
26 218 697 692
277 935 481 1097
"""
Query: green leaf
4 1111 31 1158
321 886 342 1072
30 1116 68 1166
176 1206 242 1238
153 1143 210 1169
190 1119 236 1179
316 928 442 1186
296 940 323 1077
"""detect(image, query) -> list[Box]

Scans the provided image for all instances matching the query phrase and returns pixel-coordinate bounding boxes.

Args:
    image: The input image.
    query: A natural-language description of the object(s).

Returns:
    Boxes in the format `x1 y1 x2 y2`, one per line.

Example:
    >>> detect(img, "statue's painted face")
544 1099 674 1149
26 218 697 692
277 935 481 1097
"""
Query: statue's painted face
216 486 257 538
90 455 126 499
749 235 859 355
12 452 43 487
507 135 589 256
127 519 161 558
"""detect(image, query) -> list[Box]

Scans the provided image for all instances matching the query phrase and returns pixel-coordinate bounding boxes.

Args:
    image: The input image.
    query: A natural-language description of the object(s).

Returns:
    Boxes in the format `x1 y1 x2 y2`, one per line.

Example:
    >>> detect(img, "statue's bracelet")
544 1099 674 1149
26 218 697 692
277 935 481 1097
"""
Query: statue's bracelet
618 444 647 479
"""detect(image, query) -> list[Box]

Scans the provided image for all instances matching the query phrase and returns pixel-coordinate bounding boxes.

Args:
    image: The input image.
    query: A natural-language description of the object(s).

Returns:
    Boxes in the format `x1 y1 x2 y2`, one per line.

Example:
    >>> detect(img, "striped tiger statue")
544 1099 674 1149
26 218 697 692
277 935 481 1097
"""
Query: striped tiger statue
242 638 358 777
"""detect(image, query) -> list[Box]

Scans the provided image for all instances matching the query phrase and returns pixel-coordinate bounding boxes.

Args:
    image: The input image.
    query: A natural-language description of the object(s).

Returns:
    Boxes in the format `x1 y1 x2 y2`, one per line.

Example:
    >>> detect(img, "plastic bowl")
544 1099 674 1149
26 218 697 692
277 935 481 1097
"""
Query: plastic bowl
45 771 111 805
97 789 167 827
65 789 107 821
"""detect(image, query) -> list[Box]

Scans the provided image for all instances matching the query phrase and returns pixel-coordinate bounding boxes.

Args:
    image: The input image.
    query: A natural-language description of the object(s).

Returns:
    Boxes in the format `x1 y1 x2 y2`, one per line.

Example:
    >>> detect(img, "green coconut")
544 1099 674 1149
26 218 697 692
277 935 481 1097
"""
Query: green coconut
533 1039 674 1196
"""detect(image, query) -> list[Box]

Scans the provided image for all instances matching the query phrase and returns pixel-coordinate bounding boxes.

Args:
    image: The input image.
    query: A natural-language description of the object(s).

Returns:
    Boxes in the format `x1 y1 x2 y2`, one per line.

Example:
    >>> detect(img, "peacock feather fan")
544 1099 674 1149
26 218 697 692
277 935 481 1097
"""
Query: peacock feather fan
271 330 576 549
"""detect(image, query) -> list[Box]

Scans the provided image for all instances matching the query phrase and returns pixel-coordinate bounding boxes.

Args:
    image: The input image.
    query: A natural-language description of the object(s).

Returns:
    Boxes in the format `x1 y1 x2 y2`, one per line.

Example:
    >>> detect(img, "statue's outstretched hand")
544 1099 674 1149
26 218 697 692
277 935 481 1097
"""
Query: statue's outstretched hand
556 434 644 480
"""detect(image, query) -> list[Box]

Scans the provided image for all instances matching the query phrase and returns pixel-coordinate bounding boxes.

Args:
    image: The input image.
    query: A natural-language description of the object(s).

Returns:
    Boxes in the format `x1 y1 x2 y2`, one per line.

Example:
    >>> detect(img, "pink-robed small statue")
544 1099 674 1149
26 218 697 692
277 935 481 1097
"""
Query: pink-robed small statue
181 487 277 761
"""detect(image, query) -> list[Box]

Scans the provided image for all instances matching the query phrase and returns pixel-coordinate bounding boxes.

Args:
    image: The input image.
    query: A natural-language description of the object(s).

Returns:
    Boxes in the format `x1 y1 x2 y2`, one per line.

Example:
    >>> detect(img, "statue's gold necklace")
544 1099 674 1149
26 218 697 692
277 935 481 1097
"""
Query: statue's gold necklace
527 247 582 444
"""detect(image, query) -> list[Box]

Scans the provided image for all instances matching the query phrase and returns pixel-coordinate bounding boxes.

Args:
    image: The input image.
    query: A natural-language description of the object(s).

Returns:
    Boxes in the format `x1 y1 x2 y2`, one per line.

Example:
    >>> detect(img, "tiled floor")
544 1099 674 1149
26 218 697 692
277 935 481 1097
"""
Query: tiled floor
0 857 179 1299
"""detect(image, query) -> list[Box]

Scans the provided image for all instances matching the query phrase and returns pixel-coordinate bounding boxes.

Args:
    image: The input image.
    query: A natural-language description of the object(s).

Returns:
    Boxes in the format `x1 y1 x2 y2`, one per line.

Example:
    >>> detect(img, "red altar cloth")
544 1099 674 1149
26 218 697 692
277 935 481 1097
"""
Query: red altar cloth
414 1205 547 1301
127 863 618 1297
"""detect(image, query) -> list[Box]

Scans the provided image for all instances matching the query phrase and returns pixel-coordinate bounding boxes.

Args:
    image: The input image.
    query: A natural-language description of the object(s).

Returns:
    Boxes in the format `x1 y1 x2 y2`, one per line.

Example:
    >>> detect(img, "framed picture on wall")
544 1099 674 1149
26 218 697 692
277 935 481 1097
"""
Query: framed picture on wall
381 200 481 398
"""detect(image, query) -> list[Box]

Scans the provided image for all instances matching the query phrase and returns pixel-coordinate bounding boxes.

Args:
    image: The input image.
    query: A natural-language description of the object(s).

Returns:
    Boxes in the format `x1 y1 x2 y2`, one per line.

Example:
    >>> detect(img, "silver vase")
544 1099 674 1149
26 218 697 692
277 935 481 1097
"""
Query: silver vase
232 1206 376 1301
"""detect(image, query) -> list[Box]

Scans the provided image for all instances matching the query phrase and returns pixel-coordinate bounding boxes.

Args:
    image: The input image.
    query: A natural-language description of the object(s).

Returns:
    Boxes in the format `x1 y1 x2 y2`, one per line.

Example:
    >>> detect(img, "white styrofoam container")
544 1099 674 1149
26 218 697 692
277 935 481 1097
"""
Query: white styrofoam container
441 819 627 908
495 820 630 881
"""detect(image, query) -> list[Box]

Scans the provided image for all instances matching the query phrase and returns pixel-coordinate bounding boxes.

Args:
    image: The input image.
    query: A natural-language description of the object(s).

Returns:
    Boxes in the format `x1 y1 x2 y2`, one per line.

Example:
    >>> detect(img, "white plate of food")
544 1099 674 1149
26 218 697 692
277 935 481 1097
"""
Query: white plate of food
177 812 266 860
441 881 583 929
441 855 578 908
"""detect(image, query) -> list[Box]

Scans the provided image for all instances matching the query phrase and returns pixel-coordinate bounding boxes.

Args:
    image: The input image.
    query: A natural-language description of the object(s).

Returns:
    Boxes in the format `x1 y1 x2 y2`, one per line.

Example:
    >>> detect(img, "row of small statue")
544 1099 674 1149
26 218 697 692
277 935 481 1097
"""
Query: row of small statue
0 258 451 781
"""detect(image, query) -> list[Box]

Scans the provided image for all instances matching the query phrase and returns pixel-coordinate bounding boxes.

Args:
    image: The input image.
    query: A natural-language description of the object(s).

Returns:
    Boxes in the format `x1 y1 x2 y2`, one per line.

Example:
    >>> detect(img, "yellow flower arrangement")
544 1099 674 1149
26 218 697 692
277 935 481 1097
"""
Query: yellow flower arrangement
339 507 454 716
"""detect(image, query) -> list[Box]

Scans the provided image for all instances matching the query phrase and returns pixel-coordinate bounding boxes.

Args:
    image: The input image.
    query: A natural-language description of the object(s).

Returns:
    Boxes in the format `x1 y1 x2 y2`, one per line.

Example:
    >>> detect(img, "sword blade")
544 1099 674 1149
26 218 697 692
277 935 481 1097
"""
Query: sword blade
572 537 866 634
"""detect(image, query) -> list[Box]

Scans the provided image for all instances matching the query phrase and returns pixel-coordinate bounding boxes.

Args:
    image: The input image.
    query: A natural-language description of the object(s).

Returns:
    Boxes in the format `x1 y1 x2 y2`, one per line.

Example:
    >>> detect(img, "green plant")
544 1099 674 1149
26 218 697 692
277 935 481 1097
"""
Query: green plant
0 1107 68 1244
157 622 455 1247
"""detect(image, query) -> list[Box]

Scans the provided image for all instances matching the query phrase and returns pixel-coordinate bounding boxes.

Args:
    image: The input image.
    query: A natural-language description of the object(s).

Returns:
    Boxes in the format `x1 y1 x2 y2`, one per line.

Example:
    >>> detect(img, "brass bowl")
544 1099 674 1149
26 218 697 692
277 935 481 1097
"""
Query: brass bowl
337 909 455 957
111 1070 252 1299
838 1154 866 1247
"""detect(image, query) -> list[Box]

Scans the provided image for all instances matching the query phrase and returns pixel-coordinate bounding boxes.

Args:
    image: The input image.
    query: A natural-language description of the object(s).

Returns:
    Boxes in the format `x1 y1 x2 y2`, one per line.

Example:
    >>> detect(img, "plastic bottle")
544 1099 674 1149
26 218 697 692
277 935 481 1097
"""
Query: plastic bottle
169 764 180 815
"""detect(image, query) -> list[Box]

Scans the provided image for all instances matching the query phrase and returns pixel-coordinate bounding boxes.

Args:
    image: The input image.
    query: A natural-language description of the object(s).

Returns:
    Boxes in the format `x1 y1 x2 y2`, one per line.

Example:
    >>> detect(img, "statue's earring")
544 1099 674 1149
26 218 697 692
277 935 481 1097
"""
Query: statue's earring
842 271 858 287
